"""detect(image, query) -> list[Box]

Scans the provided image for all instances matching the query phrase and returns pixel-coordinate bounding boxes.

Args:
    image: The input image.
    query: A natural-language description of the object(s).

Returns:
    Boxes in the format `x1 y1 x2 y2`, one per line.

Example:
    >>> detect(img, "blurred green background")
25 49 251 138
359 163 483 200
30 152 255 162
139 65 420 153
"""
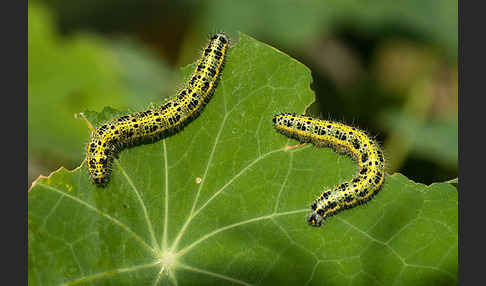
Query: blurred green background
28 0 457 186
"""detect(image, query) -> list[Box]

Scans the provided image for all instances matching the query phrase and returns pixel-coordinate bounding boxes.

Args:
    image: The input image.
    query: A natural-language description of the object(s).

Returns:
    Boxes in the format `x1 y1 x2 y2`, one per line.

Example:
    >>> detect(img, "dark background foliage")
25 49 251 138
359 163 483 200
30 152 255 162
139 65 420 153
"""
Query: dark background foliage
28 0 457 186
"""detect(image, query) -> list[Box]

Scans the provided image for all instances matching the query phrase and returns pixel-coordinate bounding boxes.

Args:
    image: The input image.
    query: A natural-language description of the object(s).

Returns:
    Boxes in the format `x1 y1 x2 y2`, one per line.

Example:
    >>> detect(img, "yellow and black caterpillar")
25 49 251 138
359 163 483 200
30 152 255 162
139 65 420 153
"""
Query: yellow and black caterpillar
86 33 229 186
273 113 386 227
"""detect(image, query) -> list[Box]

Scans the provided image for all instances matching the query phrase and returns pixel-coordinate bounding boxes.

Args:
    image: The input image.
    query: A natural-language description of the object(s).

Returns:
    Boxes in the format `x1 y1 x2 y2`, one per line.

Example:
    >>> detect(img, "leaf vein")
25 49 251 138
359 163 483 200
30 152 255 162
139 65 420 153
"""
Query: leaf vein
37 183 155 255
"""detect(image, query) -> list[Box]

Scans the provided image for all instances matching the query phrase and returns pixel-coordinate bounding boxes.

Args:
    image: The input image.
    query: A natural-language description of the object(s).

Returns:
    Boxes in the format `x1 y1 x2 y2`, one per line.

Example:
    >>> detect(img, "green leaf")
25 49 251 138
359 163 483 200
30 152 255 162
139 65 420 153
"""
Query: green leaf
445 178 458 187
29 2 127 163
28 33 457 285
28 2 174 170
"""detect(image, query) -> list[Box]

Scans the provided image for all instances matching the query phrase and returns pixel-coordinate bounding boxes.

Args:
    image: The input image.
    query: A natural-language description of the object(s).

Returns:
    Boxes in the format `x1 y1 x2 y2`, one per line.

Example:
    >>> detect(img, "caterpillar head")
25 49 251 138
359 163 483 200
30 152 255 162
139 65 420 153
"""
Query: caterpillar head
307 212 324 227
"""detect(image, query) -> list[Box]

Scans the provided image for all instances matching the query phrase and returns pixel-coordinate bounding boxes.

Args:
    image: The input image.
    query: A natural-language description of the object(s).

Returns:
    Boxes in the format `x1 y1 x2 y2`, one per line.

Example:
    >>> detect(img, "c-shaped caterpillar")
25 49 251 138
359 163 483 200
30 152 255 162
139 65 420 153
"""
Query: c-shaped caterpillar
273 114 386 227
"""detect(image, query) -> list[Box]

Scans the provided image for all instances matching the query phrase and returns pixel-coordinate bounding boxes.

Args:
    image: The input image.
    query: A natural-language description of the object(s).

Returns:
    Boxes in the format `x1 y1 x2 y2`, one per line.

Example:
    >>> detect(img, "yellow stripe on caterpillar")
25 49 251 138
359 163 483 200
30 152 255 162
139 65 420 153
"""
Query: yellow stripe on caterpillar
272 113 386 227
86 33 229 187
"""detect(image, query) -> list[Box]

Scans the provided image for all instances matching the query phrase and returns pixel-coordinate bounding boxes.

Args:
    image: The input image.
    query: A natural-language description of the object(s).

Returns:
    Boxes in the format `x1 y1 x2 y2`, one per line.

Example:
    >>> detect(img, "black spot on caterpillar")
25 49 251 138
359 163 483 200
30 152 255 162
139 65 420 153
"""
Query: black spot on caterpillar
86 33 229 187
272 113 386 227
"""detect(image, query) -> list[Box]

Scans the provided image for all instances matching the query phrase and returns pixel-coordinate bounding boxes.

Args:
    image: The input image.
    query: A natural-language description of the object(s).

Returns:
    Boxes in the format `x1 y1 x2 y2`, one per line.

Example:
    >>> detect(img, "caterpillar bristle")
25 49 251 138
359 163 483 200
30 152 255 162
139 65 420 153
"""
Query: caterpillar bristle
273 114 386 227
86 33 229 187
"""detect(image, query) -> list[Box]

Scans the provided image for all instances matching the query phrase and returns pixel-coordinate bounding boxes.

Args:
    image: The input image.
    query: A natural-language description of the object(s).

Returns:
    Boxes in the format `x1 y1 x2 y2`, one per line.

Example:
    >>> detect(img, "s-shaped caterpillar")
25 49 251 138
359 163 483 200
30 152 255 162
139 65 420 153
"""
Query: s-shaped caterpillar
273 113 386 227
